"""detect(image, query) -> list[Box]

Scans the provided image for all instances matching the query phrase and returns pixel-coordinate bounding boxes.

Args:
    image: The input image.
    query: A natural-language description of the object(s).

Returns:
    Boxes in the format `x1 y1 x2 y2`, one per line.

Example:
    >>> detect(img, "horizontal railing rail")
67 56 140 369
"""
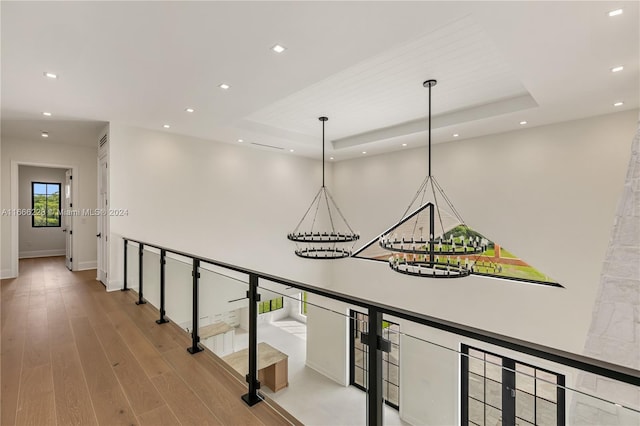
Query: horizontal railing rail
122 236 639 425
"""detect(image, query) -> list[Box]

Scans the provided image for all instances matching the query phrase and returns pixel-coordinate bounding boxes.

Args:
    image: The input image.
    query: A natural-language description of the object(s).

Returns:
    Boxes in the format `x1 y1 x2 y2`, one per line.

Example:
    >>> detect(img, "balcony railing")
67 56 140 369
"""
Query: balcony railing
122 237 639 426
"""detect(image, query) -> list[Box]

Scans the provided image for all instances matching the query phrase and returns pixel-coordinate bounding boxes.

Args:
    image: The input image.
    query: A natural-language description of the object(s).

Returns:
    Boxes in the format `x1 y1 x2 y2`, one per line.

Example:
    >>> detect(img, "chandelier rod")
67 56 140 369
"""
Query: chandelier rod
320 116 328 188
429 82 432 177
424 79 436 178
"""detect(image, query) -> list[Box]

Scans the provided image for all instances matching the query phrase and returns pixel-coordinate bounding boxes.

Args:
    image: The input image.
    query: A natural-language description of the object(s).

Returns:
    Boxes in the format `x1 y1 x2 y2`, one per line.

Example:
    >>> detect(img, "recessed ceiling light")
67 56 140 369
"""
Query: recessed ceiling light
237 139 244 143
219 83 230 90
330 157 334 160
613 101 624 107
289 149 294 152
362 151 367 154
42 111 52 116
611 65 624 73
519 120 527 125
163 124 171 129
402 143 407 147
43 72 57 79
185 107 195 113
453 133 459 137
41 132 49 138
272 44 286 53
608 8 623 17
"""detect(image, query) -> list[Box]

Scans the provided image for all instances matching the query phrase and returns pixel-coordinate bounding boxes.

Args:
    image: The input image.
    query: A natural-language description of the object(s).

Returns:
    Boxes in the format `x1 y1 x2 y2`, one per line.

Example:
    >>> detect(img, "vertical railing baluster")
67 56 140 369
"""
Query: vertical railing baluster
136 243 146 305
156 249 168 324
122 239 128 291
241 273 262 406
187 258 203 354
367 307 383 426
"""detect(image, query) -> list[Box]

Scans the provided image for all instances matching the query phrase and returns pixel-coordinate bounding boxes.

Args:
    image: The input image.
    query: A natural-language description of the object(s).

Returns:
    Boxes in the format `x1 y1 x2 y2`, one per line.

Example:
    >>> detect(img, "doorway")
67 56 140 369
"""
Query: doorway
97 152 108 285
461 345 565 426
14 164 75 274
349 310 400 410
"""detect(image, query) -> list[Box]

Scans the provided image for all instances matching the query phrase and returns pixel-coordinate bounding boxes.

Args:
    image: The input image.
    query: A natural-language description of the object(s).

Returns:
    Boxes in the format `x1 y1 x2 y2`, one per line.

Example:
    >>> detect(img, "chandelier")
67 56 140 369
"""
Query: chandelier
379 80 486 277
288 117 359 259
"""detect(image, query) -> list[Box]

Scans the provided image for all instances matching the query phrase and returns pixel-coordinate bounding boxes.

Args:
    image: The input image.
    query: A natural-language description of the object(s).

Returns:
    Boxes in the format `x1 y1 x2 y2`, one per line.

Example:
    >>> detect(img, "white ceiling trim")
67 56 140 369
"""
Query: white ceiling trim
332 93 538 149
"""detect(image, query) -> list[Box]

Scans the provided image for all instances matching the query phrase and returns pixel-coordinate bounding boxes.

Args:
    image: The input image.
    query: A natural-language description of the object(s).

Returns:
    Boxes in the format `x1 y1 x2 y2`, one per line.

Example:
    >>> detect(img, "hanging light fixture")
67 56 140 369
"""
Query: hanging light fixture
288 117 359 259
378 79 486 277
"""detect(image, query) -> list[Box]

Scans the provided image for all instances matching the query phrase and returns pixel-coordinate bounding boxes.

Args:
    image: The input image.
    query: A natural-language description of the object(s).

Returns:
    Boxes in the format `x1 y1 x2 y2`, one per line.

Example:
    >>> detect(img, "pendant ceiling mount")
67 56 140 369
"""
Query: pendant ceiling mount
377 79 485 278
288 117 359 259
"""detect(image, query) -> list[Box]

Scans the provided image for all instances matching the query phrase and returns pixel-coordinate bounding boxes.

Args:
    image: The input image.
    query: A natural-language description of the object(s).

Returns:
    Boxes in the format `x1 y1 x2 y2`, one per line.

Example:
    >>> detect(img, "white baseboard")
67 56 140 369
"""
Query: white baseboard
77 261 97 271
305 360 347 387
0 269 15 279
19 249 65 259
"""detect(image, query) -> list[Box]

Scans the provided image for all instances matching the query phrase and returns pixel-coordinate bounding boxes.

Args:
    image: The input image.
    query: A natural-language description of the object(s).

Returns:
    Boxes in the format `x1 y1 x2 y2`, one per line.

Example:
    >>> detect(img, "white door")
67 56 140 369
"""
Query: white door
97 155 109 285
64 169 73 270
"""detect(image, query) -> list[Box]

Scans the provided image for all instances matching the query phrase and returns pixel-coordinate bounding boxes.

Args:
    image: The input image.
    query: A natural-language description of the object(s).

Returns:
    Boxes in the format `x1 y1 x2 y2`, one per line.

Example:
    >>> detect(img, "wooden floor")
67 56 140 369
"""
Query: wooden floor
1 257 297 426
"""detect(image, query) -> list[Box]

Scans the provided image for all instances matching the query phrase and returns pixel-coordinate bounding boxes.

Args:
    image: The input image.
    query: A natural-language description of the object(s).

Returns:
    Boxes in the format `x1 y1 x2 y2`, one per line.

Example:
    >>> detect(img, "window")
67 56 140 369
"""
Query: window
461 345 565 426
258 297 283 314
300 291 308 316
32 182 61 227
350 310 400 409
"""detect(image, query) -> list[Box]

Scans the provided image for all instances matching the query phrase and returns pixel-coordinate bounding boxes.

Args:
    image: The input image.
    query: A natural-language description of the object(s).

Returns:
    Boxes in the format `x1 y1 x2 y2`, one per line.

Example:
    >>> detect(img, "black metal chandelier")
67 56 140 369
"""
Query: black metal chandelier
288 117 359 259
379 80 486 277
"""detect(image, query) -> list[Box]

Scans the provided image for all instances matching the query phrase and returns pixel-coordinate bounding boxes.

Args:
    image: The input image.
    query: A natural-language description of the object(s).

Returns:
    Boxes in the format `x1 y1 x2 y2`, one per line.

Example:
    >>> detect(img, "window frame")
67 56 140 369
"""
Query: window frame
259 297 284 315
31 181 62 228
461 344 566 426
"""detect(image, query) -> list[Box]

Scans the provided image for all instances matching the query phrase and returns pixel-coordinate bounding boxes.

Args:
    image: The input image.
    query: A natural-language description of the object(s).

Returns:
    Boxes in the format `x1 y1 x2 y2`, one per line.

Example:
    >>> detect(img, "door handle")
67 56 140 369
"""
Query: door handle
96 233 102 238
62 229 67 233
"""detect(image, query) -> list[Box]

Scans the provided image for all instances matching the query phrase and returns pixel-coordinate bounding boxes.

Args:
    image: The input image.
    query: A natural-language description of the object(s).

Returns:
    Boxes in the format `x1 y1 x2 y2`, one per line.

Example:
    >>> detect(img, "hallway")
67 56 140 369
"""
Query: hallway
1 257 296 426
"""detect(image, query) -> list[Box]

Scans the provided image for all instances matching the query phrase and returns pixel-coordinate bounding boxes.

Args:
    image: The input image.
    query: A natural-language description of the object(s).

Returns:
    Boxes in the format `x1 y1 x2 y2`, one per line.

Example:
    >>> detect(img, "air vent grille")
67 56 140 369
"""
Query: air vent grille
250 142 284 150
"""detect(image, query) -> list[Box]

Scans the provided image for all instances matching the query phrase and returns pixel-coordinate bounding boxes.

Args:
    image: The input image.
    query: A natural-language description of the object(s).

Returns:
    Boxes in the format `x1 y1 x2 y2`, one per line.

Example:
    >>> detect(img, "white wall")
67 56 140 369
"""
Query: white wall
305 293 350 387
18 165 67 258
106 123 331 291
331 110 636 352
0 138 98 277
329 110 638 424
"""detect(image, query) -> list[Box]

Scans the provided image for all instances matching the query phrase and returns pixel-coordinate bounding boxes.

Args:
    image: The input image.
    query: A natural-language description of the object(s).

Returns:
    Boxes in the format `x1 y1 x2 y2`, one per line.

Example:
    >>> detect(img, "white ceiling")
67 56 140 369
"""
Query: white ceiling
1 1 638 159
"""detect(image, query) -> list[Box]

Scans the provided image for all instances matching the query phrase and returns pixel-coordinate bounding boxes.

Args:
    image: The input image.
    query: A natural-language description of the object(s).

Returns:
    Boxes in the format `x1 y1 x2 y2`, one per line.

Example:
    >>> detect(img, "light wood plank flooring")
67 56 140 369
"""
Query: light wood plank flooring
1 257 297 426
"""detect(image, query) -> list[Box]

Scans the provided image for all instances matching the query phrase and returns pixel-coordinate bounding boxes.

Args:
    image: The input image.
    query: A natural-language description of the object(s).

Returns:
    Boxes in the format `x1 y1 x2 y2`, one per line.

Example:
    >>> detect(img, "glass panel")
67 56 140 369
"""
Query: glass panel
142 248 160 308
486 404 502 426
536 371 557 403
388 363 399 387
387 384 399 406
516 363 536 394
126 242 139 292
516 389 535 423
469 372 484 401
197 263 249 357
485 354 502 382
253 283 367 426
469 397 485 426
33 183 46 195
536 397 556 426
164 254 193 332
485 378 502 410
469 349 485 376
354 366 365 388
